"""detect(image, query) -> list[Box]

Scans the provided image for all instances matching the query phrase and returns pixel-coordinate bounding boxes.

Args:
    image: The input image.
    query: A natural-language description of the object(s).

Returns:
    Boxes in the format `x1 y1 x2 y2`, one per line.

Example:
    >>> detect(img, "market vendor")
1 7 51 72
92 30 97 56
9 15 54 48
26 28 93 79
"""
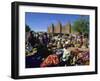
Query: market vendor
61 41 71 66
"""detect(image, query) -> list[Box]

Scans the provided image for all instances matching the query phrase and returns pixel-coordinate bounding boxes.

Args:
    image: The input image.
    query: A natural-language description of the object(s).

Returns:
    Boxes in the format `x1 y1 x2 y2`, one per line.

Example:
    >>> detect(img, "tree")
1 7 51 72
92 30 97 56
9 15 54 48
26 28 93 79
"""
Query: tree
26 24 31 32
73 16 89 34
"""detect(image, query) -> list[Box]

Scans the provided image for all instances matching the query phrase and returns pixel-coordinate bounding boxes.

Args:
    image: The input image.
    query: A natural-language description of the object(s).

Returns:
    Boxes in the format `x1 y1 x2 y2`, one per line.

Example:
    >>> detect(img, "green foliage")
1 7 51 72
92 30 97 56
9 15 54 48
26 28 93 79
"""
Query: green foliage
26 24 31 32
73 16 89 34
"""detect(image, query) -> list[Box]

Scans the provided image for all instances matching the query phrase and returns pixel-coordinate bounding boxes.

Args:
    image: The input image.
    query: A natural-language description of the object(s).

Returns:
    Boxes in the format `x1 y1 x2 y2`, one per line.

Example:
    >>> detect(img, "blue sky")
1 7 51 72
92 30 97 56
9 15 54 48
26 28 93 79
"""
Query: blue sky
25 12 89 32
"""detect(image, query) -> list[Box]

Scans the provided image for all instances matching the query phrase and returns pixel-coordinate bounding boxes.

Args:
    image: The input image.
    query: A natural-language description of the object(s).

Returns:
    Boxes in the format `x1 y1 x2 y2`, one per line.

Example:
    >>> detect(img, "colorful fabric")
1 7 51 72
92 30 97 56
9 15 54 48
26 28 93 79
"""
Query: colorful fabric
40 54 59 67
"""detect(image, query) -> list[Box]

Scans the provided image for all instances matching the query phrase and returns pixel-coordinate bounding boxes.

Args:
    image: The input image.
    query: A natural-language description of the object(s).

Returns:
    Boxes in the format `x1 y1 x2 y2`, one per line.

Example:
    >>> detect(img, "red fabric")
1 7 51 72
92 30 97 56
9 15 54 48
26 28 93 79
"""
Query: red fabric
40 54 59 67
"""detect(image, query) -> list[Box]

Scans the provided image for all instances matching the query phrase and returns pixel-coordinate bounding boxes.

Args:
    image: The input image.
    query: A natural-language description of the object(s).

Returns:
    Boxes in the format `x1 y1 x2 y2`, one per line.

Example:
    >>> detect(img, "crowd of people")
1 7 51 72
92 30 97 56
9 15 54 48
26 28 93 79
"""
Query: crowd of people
25 31 89 68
